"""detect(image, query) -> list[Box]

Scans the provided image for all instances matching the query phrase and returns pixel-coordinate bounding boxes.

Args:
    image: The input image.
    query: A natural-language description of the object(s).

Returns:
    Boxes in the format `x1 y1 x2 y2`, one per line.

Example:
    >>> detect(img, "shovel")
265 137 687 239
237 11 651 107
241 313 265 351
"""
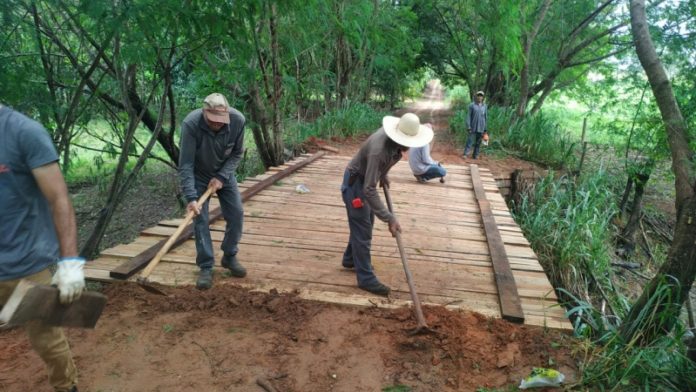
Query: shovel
137 187 215 295
382 185 433 335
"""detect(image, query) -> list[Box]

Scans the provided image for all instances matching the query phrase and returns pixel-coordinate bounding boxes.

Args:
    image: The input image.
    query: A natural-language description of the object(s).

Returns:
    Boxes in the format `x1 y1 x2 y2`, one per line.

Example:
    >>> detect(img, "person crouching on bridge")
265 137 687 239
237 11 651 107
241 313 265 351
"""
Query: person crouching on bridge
341 113 433 296
179 93 246 290
408 123 447 183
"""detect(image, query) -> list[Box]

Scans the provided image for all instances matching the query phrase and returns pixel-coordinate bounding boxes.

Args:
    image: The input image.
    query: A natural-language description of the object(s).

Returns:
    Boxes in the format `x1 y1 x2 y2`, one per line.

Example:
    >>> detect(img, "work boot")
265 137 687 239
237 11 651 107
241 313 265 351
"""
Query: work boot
196 269 213 290
221 254 247 278
358 281 390 296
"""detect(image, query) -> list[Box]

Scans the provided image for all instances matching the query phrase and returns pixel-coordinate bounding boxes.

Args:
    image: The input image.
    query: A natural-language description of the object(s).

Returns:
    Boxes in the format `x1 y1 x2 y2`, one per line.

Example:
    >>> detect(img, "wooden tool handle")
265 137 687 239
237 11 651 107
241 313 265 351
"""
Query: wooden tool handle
382 186 427 328
140 187 215 279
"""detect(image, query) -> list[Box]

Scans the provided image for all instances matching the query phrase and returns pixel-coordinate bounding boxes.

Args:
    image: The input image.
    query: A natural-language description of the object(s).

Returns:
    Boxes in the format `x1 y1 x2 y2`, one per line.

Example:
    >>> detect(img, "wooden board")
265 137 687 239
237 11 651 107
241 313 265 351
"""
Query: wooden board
471 164 525 323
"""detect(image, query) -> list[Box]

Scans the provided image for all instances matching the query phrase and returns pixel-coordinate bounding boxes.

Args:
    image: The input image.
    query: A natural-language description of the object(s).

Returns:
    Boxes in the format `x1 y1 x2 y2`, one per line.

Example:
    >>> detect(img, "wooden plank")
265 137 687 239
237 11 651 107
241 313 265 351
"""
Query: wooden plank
109 151 327 279
471 164 525 323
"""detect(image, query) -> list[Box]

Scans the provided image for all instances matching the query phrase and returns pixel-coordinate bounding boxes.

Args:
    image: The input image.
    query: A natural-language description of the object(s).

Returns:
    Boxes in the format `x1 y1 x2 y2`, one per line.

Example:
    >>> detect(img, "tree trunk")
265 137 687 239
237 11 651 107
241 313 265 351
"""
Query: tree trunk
617 172 650 257
619 177 634 213
516 0 552 118
620 0 696 344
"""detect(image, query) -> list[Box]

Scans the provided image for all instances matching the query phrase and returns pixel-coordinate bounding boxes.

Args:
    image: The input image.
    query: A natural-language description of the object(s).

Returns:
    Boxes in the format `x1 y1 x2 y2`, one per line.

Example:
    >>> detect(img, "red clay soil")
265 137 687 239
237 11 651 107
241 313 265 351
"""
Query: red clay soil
1 284 576 391
0 87 575 391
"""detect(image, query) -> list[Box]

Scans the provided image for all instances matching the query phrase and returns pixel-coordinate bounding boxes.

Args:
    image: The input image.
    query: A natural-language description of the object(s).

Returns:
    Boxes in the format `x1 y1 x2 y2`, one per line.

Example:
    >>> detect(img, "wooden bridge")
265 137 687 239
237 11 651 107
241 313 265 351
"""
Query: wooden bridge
85 152 570 330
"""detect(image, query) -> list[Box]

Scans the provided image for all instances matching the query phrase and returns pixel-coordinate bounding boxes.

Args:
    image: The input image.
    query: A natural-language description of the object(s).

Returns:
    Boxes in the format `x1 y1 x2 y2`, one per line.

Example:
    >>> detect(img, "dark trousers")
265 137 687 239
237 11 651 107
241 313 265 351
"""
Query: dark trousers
194 177 243 270
464 131 484 158
340 170 380 287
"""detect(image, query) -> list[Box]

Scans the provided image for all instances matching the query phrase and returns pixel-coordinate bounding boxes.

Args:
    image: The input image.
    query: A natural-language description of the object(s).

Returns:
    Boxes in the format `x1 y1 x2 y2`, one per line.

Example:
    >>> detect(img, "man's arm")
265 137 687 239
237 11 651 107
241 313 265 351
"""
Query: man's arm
32 163 78 258
178 122 199 202
466 103 473 130
363 154 394 223
215 122 245 182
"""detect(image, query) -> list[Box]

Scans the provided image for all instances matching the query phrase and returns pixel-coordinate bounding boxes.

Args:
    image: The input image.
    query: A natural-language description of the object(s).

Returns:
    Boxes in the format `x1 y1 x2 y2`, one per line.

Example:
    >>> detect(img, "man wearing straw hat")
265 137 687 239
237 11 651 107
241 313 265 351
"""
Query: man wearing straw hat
341 113 433 296
179 93 246 290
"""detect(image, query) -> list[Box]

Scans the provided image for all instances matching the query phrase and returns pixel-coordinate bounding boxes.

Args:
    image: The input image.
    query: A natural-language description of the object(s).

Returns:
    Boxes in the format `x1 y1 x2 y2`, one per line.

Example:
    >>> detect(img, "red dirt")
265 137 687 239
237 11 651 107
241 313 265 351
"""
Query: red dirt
1 284 576 391
0 84 576 391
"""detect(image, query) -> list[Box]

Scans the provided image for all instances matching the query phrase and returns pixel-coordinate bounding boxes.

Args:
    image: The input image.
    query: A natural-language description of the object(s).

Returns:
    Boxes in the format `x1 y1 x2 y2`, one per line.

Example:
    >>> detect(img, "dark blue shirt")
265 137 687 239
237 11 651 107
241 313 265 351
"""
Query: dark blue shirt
0 106 60 280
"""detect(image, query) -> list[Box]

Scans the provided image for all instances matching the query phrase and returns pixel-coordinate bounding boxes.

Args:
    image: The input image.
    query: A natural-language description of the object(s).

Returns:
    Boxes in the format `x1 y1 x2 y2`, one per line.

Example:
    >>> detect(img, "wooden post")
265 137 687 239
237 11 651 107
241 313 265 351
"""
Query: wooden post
577 117 588 176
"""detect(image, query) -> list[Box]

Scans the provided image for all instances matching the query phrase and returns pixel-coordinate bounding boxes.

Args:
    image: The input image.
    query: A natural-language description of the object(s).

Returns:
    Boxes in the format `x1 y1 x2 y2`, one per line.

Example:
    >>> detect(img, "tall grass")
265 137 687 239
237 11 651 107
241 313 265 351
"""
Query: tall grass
514 171 696 391
567 283 696 391
513 169 620 313
285 101 386 143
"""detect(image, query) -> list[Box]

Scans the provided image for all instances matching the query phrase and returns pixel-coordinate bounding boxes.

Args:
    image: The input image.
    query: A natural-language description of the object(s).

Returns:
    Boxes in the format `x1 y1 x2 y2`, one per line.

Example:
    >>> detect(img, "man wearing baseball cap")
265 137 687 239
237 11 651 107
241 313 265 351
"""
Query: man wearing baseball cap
463 91 488 159
341 112 433 296
179 93 246 289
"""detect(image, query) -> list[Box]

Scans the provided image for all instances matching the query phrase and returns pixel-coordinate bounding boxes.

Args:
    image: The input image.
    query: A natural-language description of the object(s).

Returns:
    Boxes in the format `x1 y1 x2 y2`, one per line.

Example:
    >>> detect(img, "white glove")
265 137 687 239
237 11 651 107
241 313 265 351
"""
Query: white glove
51 257 86 304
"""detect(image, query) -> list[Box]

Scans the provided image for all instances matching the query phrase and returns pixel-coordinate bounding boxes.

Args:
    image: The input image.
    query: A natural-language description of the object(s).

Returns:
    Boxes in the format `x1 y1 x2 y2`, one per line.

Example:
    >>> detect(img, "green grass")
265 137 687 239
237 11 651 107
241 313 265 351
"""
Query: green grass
285 101 386 144
382 385 411 392
567 284 696 391
513 169 620 308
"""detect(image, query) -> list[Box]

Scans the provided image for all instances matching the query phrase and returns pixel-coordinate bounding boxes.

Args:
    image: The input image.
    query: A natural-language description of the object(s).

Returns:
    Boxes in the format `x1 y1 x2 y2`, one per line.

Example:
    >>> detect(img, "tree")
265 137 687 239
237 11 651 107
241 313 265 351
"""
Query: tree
620 0 696 344
413 0 630 114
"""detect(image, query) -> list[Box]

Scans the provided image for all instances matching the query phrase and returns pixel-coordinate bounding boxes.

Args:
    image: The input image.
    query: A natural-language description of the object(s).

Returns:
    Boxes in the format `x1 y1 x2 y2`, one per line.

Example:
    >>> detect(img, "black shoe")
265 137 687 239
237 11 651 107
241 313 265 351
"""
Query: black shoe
196 269 213 290
358 282 390 296
221 254 247 278
342 262 354 269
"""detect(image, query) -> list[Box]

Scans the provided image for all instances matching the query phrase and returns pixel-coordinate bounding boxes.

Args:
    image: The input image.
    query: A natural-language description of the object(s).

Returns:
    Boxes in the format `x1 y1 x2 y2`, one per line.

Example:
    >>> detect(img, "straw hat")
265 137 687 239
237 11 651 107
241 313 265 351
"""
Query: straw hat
382 113 433 148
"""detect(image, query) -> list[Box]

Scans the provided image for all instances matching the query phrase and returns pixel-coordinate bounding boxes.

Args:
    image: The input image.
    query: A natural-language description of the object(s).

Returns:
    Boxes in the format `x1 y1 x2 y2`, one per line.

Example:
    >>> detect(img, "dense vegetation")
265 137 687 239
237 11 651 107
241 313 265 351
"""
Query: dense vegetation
1 0 695 390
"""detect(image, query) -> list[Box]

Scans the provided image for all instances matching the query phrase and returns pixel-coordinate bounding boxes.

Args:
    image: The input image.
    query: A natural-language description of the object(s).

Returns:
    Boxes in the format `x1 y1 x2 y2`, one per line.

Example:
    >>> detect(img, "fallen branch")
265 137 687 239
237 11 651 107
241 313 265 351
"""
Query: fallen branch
611 262 641 270
319 144 339 153
256 377 279 392
639 218 655 261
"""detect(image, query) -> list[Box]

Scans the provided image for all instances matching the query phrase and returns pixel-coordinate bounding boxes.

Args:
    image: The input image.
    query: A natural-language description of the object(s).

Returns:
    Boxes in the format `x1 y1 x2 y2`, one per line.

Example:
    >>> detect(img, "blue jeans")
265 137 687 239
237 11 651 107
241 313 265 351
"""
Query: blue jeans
340 170 380 287
194 178 243 270
464 131 484 158
418 164 447 181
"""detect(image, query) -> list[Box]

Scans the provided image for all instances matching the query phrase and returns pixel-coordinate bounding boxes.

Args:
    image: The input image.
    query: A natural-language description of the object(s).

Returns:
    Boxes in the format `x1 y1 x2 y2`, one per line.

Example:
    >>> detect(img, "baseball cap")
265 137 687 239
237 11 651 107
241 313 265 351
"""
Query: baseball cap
203 93 230 124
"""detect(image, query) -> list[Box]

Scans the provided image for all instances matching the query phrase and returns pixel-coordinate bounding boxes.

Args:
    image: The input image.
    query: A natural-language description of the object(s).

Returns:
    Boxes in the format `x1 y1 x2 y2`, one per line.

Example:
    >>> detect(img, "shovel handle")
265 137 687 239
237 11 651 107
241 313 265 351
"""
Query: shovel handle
140 187 215 279
382 186 428 329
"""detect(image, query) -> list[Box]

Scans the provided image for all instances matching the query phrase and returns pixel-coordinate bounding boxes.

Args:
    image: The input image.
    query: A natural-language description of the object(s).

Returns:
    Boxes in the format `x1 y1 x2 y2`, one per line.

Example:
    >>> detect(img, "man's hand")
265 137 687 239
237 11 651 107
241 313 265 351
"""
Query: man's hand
208 177 224 191
51 257 85 304
388 219 401 237
187 201 201 216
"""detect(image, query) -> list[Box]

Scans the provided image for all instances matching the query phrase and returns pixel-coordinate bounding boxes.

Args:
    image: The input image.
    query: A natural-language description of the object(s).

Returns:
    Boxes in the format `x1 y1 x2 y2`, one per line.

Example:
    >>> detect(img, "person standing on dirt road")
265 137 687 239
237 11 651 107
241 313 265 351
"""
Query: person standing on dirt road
0 104 84 392
408 123 447 183
179 93 246 290
463 91 488 159
342 113 433 296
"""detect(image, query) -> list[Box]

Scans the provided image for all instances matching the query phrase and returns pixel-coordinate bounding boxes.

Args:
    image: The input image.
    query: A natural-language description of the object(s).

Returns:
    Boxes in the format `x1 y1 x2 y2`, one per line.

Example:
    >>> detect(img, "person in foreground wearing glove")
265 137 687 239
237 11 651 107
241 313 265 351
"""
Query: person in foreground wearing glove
0 104 83 392
408 123 447 183
341 113 433 296
179 93 246 290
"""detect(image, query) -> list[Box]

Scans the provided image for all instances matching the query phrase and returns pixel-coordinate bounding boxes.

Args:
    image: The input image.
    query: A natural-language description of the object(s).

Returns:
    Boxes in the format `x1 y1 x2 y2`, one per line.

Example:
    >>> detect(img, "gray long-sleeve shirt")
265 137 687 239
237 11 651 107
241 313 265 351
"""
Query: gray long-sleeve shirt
346 128 402 223
466 102 488 133
408 142 437 175
178 108 245 202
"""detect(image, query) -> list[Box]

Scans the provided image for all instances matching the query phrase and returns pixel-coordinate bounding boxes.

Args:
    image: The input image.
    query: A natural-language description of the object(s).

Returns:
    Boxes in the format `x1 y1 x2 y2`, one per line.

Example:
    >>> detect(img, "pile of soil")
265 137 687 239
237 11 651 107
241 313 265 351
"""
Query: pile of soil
0 284 576 391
